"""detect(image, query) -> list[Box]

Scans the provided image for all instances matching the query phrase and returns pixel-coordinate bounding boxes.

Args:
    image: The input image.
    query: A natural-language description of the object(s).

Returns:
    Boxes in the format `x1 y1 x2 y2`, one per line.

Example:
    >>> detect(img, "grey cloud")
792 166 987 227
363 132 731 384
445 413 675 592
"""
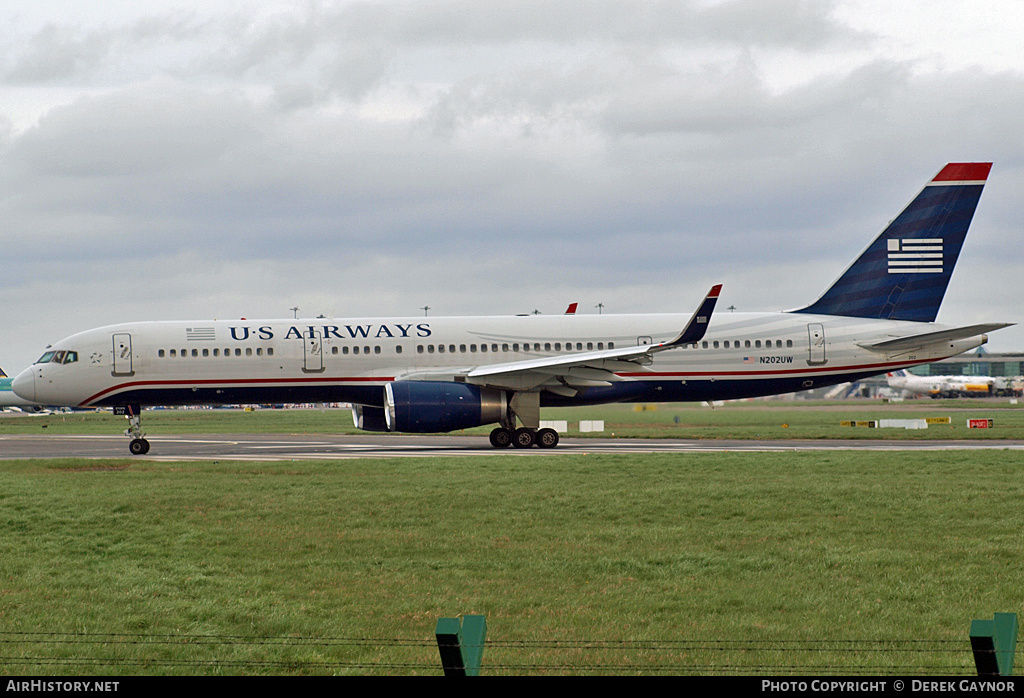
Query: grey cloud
2 1 1024 372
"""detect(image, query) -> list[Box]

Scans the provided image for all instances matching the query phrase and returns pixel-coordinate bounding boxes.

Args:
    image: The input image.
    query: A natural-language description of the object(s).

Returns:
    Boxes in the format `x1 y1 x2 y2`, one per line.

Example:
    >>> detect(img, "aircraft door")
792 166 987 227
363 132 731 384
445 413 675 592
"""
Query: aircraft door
807 323 826 366
112 333 134 376
303 329 324 373
637 336 653 346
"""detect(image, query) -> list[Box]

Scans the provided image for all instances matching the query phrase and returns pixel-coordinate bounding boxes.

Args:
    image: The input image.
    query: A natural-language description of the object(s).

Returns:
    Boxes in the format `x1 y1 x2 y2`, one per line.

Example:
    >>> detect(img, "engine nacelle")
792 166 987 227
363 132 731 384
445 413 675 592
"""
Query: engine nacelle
385 381 506 433
352 404 390 432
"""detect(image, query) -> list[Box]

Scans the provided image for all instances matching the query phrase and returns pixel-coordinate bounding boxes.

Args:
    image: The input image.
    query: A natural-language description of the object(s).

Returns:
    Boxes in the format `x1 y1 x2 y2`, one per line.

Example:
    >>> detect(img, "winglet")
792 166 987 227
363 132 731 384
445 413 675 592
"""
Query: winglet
665 284 721 347
565 303 578 314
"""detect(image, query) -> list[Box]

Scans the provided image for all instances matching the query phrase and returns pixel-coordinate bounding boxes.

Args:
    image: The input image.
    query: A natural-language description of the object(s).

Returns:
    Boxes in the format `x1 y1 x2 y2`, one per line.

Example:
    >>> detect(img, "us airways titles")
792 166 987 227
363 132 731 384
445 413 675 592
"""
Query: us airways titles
226 323 432 341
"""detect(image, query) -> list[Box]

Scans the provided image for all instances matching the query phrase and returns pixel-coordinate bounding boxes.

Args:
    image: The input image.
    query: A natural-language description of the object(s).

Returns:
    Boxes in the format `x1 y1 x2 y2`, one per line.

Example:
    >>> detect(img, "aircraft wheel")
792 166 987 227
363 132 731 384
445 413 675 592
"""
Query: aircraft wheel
129 438 150 455
536 428 559 449
489 427 513 448
512 428 535 449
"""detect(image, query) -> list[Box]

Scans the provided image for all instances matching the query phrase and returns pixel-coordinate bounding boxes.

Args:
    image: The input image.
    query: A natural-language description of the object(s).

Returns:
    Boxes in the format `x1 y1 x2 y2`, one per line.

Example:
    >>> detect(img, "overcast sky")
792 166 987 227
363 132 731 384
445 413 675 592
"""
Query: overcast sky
2 0 1023 373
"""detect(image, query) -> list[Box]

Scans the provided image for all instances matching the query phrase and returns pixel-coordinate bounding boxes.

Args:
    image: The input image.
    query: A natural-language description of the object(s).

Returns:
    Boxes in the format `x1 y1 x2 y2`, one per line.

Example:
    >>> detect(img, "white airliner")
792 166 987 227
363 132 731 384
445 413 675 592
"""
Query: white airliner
14 163 1012 454
886 370 1020 398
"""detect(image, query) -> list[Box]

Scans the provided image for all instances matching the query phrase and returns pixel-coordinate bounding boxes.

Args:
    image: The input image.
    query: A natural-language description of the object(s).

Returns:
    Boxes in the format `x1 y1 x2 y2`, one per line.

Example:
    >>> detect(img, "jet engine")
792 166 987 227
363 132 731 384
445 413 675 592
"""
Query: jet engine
384 381 506 433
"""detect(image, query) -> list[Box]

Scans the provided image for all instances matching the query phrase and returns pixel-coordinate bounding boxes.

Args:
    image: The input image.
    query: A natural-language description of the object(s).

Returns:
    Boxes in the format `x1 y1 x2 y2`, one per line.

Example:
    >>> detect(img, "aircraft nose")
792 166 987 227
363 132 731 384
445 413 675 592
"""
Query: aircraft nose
12 368 36 402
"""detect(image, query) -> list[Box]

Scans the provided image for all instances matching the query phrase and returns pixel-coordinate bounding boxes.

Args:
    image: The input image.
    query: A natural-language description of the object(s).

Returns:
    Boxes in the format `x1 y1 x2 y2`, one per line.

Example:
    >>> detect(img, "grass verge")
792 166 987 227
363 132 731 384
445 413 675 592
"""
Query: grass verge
2 451 1022 675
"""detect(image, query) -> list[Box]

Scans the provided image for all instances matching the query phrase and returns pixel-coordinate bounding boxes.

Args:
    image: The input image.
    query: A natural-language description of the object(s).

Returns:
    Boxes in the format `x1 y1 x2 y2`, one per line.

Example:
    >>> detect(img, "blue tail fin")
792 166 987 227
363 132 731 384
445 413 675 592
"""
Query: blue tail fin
794 163 991 322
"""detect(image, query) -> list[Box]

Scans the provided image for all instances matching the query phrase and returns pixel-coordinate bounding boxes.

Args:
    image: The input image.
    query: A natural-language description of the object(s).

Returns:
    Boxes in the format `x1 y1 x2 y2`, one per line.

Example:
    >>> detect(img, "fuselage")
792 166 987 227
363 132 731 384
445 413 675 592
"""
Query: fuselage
13 311 986 410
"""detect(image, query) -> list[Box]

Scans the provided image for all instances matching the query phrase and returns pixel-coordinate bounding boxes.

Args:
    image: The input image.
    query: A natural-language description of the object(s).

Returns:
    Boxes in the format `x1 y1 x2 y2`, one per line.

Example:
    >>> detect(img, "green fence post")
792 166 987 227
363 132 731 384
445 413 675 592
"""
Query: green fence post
435 614 487 676
970 613 1017 676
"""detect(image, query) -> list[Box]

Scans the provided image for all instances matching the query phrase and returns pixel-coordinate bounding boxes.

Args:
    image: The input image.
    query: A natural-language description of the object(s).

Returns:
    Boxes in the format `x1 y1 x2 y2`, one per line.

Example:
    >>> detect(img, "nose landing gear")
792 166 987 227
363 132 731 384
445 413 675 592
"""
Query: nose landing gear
116 404 150 455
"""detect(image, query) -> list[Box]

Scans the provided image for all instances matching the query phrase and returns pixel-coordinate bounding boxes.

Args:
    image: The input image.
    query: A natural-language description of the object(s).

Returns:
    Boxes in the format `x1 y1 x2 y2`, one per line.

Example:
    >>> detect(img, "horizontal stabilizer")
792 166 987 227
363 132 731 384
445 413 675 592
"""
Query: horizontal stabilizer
858 323 1014 352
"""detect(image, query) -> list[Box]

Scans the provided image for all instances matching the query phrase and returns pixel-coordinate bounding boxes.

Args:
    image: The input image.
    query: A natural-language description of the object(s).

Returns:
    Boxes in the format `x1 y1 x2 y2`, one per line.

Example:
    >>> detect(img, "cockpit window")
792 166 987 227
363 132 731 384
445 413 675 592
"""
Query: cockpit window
34 350 77 365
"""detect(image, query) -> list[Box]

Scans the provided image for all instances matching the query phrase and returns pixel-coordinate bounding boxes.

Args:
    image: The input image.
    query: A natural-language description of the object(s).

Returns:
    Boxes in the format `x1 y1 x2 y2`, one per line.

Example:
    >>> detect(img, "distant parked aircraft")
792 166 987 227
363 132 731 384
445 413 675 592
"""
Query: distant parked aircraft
886 370 1021 398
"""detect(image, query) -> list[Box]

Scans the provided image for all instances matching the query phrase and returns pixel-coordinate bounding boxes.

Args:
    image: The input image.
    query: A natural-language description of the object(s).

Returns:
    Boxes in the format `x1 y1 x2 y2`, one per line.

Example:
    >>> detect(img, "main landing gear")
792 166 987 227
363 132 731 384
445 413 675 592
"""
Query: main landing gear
117 404 151 455
487 391 559 449
488 426 559 449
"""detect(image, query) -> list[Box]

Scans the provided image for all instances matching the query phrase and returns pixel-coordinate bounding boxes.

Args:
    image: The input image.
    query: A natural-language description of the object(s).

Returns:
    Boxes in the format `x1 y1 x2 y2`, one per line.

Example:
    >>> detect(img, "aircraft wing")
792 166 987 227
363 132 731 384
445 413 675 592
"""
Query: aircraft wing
857 323 1014 352
397 285 721 394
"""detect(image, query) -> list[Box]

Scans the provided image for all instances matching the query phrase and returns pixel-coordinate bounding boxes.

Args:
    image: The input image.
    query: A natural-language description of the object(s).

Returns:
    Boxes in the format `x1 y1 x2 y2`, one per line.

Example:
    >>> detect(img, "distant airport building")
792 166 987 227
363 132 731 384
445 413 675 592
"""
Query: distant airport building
905 349 1024 378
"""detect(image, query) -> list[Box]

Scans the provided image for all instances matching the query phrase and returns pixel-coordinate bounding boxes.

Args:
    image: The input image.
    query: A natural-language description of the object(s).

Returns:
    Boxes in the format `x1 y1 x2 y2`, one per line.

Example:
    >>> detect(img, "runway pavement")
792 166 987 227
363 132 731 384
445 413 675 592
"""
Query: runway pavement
3 432 1024 460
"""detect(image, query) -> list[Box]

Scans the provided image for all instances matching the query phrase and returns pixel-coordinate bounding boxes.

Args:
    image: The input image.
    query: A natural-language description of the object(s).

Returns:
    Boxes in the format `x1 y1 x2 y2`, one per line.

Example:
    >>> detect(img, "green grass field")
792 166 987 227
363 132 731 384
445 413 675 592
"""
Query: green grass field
2 449 1022 675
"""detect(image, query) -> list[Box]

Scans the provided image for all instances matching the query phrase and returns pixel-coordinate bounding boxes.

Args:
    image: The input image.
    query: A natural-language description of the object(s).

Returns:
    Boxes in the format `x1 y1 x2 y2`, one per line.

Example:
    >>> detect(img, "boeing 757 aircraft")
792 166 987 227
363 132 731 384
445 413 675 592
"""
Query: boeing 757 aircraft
14 163 1011 454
